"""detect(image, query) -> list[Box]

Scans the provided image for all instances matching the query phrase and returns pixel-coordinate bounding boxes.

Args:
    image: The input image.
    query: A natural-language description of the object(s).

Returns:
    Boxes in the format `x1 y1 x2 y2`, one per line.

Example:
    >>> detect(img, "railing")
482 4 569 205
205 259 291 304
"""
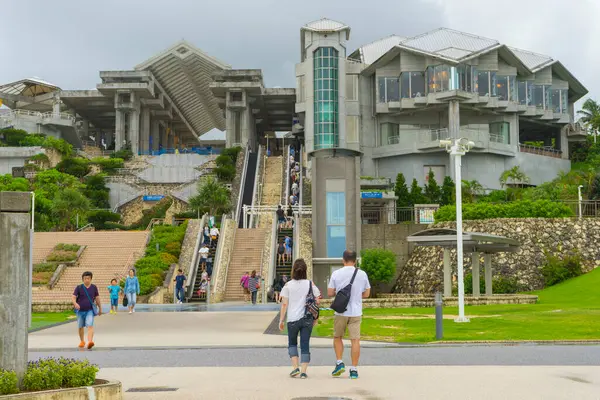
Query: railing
428 128 451 142
284 144 291 206
298 145 304 210
248 145 263 228
235 144 250 223
76 223 94 232
185 214 208 301
212 214 235 302
146 218 164 231
41 111 76 122
268 211 278 298
559 200 600 218
387 135 400 145
138 147 221 156
361 206 439 225
519 143 562 158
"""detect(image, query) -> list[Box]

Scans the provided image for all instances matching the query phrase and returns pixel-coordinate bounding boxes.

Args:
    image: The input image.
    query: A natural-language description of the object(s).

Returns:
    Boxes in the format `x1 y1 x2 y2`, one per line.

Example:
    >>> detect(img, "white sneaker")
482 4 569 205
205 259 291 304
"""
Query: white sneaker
132 309 135 313
129 311 132 314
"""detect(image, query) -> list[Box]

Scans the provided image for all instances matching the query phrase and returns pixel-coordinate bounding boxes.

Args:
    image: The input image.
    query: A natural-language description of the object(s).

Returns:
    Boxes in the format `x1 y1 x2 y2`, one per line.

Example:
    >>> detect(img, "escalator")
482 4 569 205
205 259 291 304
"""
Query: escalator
238 151 258 228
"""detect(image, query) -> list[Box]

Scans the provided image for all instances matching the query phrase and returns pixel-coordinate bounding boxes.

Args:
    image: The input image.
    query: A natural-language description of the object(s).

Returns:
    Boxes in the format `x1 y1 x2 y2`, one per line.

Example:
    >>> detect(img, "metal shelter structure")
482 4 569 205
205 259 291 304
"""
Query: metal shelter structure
407 228 520 297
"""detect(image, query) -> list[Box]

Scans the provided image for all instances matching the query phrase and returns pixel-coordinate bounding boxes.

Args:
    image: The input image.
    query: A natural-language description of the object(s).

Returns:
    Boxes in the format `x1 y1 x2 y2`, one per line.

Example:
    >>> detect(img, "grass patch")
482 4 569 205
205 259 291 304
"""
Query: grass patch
30 312 75 330
313 268 600 343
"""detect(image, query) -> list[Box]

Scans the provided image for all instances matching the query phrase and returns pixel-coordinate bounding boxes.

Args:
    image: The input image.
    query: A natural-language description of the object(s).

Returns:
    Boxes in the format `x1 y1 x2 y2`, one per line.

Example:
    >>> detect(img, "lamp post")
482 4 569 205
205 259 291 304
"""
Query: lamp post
440 138 474 323
578 185 583 219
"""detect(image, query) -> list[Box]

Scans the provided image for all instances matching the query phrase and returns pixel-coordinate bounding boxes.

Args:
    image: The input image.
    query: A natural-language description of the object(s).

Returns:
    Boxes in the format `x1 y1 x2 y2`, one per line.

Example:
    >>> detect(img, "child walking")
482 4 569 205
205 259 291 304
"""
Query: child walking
107 279 122 314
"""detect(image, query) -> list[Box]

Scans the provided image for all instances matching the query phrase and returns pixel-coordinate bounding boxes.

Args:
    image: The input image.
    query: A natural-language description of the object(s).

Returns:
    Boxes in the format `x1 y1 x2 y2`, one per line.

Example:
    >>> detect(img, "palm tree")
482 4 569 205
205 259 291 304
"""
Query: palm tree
189 175 231 217
578 99 600 140
461 180 484 203
52 188 91 231
500 166 530 189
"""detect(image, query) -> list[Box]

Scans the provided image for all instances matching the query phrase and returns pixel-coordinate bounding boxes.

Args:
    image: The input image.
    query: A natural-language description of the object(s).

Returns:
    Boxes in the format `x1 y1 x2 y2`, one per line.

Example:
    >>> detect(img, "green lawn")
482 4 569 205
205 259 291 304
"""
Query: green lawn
313 267 600 343
30 311 75 330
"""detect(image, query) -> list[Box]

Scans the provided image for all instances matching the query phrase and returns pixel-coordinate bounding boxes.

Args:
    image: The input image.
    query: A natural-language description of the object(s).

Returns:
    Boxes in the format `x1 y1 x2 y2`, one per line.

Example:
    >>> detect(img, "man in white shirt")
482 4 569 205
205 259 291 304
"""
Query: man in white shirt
291 182 299 196
327 250 371 380
198 244 209 268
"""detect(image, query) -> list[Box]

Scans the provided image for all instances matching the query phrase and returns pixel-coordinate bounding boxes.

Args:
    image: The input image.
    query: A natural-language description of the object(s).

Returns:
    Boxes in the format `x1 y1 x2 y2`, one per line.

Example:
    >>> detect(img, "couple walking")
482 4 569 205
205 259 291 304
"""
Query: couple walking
278 250 370 379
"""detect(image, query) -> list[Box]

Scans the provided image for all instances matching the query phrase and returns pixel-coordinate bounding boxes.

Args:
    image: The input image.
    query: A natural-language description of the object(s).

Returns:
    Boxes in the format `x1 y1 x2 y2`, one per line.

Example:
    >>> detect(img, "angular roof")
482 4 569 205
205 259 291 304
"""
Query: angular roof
508 47 554 72
302 18 350 40
349 35 406 64
135 40 231 138
0 77 60 96
401 28 499 61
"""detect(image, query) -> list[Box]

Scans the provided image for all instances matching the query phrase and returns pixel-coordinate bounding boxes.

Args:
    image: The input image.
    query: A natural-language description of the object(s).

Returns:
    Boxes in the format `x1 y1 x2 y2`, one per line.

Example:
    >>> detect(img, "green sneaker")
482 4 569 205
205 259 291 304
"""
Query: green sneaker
349 370 358 379
290 368 300 378
300 373 308 379
332 362 345 377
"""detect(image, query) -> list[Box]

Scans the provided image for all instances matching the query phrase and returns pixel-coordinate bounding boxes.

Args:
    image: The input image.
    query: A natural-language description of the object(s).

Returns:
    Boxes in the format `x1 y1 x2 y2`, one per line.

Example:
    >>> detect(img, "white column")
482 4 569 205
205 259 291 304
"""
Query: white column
443 248 451 297
150 120 160 153
484 254 493 296
129 109 140 155
52 96 61 116
81 119 89 142
115 110 126 151
448 100 460 181
471 252 480 297
140 107 150 154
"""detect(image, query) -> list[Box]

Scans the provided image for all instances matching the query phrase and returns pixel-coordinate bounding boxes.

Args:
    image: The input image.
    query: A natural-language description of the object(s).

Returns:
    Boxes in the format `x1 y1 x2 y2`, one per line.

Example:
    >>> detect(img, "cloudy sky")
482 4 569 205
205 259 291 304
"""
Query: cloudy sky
1 0 597 107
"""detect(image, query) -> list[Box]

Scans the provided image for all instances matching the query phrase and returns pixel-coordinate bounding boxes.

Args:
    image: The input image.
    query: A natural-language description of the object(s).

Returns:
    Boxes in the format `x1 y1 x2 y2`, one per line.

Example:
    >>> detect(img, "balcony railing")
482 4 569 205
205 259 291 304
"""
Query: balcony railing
518 143 562 158
361 206 439 225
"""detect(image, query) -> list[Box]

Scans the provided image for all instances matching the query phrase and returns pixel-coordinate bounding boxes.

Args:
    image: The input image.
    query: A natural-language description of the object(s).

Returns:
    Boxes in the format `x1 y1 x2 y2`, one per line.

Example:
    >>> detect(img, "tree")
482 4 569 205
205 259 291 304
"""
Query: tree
424 170 442 204
56 157 91 178
83 174 110 208
441 176 455 206
461 180 484 203
409 178 426 205
394 173 410 207
500 166 530 189
578 98 600 139
189 176 231 217
52 188 91 231
360 248 396 295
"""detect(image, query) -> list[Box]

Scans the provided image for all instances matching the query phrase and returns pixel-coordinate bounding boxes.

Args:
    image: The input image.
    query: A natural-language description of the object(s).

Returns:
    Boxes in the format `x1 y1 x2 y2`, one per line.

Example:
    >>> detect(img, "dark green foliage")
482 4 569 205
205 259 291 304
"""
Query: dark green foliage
1 128 28 146
215 154 234 166
0 369 18 395
360 248 396 286
56 157 90 178
90 157 124 173
19 133 47 146
480 189 509 203
424 170 442 204
87 210 121 230
29 153 50 163
221 146 242 164
82 175 110 208
394 173 411 207
463 273 521 295
542 251 583 287
110 148 133 161
42 136 73 157
409 178 427 205
441 176 455 206
589 173 600 200
434 200 574 222
21 358 98 392
214 165 236 182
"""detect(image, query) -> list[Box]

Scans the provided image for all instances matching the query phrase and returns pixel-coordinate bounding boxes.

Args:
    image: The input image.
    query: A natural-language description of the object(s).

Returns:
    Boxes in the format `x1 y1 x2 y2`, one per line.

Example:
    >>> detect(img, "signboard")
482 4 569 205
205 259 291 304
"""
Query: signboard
143 195 165 202
361 191 383 199
414 205 439 224
12 167 25 178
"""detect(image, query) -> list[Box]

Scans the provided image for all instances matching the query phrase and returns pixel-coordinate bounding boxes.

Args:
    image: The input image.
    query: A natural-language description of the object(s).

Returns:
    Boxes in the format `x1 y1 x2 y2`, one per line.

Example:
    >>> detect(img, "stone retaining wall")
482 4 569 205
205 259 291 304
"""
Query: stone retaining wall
1 379 122 399
299 217 313 279
319 294 538 309
395 218 600 294
212 218 236 303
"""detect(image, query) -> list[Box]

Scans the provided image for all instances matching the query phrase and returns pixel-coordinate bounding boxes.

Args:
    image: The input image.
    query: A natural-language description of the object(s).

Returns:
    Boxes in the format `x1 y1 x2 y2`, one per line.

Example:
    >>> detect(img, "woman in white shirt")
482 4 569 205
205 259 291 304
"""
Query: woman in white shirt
279 259 321 379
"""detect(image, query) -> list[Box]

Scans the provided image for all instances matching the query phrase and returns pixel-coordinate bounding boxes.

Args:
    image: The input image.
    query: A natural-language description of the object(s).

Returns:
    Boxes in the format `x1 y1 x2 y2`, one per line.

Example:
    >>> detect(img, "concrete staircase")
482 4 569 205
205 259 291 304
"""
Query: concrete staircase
261 156 283 206
32 231 149 303
276 227 293 278
223 228 267 301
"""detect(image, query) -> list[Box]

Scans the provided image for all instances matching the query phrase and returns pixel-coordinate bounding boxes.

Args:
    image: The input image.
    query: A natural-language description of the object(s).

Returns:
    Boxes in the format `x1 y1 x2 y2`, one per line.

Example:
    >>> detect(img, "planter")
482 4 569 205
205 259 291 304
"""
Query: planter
320 294 538 309
0 379 121 400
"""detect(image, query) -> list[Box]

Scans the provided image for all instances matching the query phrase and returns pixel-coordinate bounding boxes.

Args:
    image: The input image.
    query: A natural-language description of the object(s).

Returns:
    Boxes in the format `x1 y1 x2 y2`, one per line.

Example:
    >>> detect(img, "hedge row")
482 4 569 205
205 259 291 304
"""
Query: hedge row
434 200 574 222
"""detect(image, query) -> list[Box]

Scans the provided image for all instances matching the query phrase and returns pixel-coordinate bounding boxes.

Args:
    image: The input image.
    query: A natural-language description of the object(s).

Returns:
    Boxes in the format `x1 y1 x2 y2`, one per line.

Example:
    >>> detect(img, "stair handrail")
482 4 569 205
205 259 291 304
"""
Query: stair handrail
209 213 227 303
293 211 300 262
248 145 263 228
298 145 304 214
268 210 278 293
235 143 251 223
76 223 93 232
283 145 291 206
185 214 208 300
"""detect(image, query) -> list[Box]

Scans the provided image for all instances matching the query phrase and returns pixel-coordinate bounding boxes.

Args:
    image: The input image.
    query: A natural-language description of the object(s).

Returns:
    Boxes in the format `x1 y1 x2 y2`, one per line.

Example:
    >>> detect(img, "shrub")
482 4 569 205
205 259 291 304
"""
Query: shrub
135 255 170 271
46 250 78 262
434 200 574 222
160 252 178 265
221 146 242 164
22 358 97 392
215 154 234 167
29 153 50 163
138 274 165 295
214 165 236 182
55 243 81 252
42 136 73 157
90 157 124 172
32 272 53 285
110 148 133 161
2 128 28 146
541 251 583 287
19 133 47 147
164 242 182 257
463 273 521 295
359 248 396 287
34 263 58 273
56 157 91 178
0 368 18 395
87 210 121 230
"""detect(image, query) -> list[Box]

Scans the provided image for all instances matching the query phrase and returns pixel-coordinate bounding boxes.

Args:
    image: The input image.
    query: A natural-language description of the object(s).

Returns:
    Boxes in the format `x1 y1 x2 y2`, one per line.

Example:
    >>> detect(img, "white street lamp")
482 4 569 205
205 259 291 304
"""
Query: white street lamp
578 185 583 219
440 138 474 323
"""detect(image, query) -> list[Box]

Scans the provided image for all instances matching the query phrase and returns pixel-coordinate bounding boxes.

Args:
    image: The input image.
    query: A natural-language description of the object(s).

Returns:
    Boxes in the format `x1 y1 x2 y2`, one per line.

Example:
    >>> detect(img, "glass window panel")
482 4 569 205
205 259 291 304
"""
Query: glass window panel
489 121 510 144
508 76 517 102
401 73 410 99
327 226 346 258
427 66 436 93
386 77 399 102
532 85 544 108
346 75 357 101
544 85 552 111
496 75 508 100
466 66 473 92
346 115 359 143
477 71 489 96
490 72 497 97
380 122 399 146
517 80 527 105
551 89 561 113
411 72 425 98
526 81 534 106
561 90 569 114
378 77 386 103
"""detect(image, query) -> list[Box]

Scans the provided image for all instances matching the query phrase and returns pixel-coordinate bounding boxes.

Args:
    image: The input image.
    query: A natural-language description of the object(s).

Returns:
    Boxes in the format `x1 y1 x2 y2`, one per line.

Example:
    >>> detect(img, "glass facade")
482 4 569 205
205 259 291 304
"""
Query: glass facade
496 75 508 100
400 72 425 98
378 77 400 102
550 89 569 114
326 192 346 258
489 121 510 144
532 85 545 108
427 65 451 92
314 47 339 149
380 122 399 145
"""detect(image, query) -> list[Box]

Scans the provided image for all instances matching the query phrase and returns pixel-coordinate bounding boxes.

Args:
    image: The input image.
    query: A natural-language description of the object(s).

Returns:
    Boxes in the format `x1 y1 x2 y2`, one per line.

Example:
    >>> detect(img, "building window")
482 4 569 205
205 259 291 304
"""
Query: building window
346 115 359 143
562 90 569 114
346 75 358 101
377 77 400 103
326 191 346 258
489 121 510 144
230 92 242 102
517 80 534 106
532 85 545 109
427 65 452 93
551 89 561 113
495 75 509 101
296 76 305 102
476 70 499 96
380 122 399 146
314 47 339 150
456 64 474 92
400 72 425 99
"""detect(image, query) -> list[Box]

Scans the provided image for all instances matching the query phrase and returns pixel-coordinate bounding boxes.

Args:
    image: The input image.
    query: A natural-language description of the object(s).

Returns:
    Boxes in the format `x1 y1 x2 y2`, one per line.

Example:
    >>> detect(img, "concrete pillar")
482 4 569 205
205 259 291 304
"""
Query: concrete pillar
443 248 451 297
115 110 126 151
471 252 480 297
52 96 61 116
484 254 493 296
448 100 460 181
140 107 150 154
81 119 90 142
105 131 113 149
150 120 160 153
95 129 102 147
0 192 32 384
129 109 140 155
161 125 168 149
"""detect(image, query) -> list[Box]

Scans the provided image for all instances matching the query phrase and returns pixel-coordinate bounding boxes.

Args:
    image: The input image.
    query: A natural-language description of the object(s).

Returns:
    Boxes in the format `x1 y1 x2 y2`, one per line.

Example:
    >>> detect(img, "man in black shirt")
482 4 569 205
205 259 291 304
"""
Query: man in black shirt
276 205 286 230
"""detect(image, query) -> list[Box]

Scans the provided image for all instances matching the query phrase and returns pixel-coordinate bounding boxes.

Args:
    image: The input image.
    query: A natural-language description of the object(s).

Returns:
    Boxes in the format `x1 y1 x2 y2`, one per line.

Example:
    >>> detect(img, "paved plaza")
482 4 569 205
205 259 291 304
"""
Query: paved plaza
27 305 600 399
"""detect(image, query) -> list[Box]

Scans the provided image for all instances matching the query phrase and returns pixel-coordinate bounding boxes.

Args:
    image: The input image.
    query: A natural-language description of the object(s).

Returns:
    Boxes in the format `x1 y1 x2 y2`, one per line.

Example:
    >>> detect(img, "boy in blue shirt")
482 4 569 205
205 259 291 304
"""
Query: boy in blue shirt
107 279 122 314
174 269 187 304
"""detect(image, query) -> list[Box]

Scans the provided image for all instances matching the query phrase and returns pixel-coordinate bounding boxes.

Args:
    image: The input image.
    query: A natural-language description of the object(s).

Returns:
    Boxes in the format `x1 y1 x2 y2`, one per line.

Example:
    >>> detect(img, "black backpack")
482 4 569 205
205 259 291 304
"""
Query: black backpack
330 268 358 314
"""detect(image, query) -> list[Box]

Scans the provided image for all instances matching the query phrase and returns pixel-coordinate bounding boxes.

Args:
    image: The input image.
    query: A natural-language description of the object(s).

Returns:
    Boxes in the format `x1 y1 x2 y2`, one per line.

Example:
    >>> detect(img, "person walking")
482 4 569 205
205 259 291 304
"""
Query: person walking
277 239 286 265
279 259 320 379
107 278 122 314
203 224 210 245
72 271 102 349
240 271 250 302
284 235 292 263
124 269 140 314
248 270 261 305
327 250 371 380
174 269 187 304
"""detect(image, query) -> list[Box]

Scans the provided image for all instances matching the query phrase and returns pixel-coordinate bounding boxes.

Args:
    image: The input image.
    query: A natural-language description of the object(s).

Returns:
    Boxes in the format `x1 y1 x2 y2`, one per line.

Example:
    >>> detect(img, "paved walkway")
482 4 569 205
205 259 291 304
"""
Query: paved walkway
98 366 600 399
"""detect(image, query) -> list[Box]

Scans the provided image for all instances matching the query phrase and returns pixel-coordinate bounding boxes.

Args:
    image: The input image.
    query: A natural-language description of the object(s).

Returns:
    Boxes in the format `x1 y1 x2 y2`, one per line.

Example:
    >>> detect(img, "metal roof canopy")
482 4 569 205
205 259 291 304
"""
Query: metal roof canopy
407 228 520 253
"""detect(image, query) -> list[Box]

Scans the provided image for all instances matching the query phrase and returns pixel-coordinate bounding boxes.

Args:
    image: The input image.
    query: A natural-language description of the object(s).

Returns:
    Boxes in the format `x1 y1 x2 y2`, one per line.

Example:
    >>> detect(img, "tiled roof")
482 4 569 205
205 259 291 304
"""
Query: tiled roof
303 18 349 32
401 28 498 60
508 47 554 72
357 35 406 64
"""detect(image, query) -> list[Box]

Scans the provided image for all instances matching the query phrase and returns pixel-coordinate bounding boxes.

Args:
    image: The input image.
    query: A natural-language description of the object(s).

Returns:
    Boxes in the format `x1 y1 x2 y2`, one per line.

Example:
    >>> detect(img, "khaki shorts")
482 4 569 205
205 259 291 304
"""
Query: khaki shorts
333 315 362 340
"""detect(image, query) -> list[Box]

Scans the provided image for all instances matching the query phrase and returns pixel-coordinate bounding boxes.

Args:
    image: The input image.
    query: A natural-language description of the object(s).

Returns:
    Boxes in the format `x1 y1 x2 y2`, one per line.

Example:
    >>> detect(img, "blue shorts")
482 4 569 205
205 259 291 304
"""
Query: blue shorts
111 298 118 307
77 310 95 328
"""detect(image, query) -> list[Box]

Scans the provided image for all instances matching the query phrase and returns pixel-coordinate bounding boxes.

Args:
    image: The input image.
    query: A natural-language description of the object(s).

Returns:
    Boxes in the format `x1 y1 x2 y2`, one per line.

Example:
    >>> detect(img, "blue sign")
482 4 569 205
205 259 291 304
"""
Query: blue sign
143 195 165 202
361 192 383 199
